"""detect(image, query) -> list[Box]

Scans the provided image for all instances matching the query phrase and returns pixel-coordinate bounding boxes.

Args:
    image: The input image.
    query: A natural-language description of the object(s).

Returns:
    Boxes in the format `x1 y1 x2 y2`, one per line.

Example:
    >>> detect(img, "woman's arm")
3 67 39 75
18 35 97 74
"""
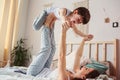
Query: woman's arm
58 22 69 80
73 39 85 72
73 36 93 72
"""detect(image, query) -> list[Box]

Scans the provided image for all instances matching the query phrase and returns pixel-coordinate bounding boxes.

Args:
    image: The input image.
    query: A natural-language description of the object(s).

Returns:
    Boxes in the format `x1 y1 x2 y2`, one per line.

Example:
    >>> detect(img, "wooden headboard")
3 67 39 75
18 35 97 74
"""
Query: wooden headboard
52 39 118 79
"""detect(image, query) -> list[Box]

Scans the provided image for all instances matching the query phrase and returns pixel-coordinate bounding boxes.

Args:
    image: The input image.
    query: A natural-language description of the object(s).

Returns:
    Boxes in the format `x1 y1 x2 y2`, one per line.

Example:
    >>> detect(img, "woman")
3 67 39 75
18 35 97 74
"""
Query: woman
58 22 108 80
27 14 107 79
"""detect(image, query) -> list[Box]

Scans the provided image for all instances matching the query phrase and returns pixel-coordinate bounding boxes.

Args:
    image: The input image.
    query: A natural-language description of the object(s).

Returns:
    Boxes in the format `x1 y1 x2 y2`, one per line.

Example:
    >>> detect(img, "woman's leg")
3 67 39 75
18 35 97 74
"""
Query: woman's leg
44 26 56 68
33 10 47 30
27 26 52 76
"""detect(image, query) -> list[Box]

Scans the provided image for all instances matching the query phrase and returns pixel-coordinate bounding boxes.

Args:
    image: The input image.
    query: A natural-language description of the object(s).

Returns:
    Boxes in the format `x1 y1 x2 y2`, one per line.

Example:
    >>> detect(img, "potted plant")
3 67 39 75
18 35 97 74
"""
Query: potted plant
10 38 31 67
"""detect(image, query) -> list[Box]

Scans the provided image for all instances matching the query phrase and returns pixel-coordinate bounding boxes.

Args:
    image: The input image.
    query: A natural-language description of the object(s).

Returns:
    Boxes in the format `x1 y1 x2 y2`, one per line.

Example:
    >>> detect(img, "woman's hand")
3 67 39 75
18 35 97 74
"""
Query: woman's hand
84 34 94 41
62 22 70 33
64 19 75 28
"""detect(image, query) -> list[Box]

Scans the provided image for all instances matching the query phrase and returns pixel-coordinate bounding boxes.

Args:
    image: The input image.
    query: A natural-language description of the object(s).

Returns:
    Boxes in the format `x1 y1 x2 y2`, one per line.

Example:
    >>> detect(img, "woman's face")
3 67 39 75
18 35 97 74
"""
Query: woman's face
75 66 94 79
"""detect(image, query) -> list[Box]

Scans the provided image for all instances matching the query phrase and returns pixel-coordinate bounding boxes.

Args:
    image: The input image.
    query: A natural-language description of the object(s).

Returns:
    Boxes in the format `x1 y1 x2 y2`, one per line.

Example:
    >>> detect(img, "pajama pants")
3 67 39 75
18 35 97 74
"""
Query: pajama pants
27 26 56 76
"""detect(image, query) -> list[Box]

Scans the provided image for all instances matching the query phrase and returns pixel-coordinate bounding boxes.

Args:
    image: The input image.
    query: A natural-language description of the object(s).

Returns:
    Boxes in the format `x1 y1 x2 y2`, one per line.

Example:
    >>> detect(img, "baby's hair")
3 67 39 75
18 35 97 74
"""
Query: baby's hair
73 7 91 24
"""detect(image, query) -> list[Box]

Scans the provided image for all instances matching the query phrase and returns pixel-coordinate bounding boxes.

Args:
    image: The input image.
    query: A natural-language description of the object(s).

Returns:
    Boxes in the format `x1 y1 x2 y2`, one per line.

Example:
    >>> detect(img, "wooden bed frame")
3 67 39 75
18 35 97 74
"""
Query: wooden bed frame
52 39 118 80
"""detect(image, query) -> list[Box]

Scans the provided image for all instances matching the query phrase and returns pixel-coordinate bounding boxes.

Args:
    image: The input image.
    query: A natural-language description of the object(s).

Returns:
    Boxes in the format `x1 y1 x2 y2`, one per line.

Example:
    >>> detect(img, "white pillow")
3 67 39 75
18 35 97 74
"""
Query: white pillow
66 51 76 69
66 52 110 75
66 51 91 69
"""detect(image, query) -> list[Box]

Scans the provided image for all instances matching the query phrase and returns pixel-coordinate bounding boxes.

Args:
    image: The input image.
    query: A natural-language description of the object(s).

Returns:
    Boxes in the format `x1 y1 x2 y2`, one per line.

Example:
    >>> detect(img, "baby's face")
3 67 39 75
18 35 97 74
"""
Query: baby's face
64 13 83 28
70 14 83 25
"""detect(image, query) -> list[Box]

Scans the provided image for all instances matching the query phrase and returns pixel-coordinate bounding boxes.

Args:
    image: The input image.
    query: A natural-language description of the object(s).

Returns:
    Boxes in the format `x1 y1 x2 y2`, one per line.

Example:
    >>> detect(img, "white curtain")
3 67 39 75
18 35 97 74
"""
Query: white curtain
0 0 24 66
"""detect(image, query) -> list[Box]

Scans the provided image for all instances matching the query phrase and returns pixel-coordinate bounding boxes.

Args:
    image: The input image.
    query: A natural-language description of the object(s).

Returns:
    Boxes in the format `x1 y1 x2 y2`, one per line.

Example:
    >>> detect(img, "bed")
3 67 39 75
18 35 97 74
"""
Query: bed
0 39 118 80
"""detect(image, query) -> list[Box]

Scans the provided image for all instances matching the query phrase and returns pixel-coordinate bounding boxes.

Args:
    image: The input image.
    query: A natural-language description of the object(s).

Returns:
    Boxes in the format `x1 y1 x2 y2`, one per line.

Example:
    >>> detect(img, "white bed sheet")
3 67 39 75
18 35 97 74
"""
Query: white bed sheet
0 66 55 80
0 66 115 80
0 67 33 80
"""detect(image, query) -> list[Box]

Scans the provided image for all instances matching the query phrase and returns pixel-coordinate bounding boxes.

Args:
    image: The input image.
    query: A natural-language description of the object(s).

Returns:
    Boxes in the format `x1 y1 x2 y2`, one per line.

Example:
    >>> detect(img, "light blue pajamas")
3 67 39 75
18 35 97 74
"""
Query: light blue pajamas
27 26 56 76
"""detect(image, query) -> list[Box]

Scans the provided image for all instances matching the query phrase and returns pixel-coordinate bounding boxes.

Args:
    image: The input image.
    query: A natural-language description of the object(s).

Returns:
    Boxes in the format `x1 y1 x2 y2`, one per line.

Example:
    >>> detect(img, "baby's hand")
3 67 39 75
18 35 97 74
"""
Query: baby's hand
87 34 94 41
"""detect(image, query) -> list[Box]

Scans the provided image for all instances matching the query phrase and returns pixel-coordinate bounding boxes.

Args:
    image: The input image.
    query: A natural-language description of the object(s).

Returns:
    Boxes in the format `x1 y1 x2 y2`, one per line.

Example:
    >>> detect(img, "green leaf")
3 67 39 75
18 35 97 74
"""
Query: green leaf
10 38 32 67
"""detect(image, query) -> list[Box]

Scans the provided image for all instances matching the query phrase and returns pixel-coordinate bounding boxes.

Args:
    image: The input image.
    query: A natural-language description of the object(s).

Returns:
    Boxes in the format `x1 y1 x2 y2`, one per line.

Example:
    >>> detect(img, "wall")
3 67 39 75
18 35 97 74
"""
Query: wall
25 0 120 79
89 0 120 41
89 0 120 79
